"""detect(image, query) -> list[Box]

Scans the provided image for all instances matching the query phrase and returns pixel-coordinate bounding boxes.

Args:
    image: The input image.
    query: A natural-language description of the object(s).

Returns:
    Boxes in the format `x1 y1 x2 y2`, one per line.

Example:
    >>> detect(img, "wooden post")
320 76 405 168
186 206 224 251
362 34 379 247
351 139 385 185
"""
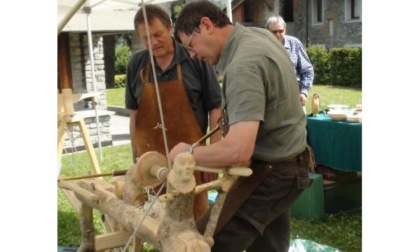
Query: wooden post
78 202 96 251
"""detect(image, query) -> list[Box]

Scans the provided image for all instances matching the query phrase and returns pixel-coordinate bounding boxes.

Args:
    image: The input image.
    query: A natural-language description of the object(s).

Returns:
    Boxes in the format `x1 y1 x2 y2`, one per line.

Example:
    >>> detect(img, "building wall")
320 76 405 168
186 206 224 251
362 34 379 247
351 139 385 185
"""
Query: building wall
291 0 362 48
61 110 114 153
233 0 362 49
69 33 107 110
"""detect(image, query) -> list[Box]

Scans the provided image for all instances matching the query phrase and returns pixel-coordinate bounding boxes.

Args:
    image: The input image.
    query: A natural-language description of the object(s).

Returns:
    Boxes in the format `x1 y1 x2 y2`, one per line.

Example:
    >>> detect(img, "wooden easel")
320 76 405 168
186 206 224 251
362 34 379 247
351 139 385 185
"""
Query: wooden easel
57 89 103 210
58 32 102 210
57 89 101 174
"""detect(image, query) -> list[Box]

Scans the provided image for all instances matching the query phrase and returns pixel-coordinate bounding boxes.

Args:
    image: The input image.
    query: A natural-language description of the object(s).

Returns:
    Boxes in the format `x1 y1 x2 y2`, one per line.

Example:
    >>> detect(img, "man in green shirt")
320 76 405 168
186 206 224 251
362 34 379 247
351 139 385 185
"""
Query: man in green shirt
169 1 312 251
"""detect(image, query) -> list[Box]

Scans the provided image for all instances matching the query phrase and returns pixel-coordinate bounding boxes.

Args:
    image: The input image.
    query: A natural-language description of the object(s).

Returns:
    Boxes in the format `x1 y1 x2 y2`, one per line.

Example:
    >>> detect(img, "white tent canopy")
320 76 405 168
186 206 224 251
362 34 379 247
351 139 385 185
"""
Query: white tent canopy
58 0 232 33
57 0 179 33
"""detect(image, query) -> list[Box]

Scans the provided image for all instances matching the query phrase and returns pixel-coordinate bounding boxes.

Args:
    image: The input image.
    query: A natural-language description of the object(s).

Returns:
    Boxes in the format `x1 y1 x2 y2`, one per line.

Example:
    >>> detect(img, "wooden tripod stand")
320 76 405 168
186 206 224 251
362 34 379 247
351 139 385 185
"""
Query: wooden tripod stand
57 88 102 209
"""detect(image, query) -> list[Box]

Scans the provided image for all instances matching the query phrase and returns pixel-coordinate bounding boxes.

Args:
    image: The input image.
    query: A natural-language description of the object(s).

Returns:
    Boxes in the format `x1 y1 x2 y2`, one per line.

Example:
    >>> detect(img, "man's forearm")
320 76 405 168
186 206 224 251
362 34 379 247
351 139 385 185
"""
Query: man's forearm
298 68 314 96
209 107 222 144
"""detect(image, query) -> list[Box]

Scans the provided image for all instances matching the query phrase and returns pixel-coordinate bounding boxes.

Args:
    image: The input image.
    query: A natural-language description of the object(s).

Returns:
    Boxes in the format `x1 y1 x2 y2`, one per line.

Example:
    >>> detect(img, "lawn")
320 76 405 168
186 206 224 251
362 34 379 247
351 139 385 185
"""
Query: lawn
305 85 362 113
106 84 363 112
106 87 126 106
58 84 362 251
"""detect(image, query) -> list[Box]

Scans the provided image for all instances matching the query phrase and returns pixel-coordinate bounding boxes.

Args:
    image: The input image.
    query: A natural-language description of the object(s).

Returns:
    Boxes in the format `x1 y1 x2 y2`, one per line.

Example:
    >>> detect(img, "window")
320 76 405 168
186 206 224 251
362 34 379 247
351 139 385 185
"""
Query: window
345 0 362 22
312 0 324 24
283 0 294 22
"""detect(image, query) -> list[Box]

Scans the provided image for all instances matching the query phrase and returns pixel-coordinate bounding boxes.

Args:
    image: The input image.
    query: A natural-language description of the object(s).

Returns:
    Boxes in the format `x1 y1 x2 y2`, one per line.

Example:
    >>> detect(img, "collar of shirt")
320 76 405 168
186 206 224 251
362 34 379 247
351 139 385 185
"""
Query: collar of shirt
173 37 190 65
141 37 188 72
284 35 292 50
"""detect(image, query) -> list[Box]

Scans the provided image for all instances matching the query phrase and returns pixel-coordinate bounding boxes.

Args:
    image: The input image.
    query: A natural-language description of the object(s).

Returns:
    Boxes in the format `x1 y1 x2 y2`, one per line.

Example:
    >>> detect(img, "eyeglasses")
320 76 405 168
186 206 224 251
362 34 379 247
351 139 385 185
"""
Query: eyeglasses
183 28 198 52
271 29 285 34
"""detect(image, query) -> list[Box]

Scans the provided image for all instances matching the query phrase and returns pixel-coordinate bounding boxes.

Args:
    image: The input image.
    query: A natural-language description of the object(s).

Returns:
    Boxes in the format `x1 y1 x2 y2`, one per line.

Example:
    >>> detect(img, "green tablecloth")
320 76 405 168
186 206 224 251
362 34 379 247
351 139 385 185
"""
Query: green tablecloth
306 113 362 172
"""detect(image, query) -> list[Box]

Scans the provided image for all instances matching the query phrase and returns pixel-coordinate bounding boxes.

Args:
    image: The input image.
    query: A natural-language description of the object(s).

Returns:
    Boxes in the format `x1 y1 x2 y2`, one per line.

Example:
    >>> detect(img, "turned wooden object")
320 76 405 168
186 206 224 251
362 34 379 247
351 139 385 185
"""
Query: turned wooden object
58 152 253 252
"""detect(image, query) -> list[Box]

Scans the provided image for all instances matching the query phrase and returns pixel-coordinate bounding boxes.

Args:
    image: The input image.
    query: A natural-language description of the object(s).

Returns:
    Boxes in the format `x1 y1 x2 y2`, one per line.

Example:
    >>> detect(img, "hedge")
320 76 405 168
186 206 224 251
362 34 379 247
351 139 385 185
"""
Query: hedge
307 47 362 88
114 74 126 88
112 47 362 89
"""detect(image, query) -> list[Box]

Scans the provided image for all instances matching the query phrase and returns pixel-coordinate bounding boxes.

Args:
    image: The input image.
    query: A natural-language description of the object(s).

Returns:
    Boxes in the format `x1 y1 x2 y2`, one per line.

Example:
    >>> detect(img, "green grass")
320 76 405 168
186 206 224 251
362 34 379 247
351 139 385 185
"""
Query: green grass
105 85 363 112
291 210 362 251
58 85 362 251
106 87 126 106
305 85 362 113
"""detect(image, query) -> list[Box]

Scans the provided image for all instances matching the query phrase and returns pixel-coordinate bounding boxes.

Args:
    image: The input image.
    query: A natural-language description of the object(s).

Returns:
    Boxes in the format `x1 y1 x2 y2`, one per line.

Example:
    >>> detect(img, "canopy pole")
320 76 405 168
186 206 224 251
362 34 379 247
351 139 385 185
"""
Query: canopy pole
226 0 232 22
85 7 103 161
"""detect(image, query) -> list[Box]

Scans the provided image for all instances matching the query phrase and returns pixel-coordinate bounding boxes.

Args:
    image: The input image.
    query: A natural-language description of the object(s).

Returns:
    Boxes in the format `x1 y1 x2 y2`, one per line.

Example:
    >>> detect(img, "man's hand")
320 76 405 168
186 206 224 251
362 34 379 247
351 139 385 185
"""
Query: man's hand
300 93 307 106
169 142 190 162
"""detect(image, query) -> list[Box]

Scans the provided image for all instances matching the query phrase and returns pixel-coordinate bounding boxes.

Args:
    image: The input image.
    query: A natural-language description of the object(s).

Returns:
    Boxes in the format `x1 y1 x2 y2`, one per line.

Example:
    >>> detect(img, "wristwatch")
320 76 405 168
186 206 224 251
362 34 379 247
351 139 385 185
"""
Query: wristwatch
185 145 196 154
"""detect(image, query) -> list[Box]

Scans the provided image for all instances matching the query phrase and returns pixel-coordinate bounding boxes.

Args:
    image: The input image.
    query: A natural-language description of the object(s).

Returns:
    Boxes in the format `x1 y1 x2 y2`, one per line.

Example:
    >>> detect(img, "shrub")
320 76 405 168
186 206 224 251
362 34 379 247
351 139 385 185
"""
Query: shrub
307 47 330 85
329 48 362 88
307 47 362 88
114 74 126 88
115 44 130 74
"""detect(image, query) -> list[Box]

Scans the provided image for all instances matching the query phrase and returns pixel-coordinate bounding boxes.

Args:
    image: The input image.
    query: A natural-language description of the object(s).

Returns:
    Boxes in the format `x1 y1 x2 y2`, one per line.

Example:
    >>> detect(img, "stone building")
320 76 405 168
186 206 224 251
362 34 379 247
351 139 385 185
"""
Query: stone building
231 0 362 49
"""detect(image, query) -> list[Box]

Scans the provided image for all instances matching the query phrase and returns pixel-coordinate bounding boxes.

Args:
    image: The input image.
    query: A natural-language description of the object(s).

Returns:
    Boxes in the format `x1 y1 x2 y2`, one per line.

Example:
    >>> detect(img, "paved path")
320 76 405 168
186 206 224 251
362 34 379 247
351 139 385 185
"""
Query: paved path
110 114 130 146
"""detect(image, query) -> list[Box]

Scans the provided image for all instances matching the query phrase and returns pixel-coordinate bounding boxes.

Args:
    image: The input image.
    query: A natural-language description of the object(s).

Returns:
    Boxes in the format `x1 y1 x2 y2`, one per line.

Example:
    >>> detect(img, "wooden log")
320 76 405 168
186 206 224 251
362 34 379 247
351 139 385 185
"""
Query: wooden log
203 176 238 246
77 179 161 249
156 153 210 251
94 176 143 252
65 152 247 252
120 170 145 252
77 202 95 252
123 168 146 207
73 175 210 251
133 237 143 252
58 181 98 204
157 190 210 252
110 176 126 199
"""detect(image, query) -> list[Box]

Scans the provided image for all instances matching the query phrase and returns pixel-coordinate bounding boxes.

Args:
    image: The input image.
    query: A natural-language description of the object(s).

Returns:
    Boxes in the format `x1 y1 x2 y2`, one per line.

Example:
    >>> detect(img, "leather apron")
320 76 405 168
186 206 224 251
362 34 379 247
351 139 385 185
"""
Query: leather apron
134 63 209 220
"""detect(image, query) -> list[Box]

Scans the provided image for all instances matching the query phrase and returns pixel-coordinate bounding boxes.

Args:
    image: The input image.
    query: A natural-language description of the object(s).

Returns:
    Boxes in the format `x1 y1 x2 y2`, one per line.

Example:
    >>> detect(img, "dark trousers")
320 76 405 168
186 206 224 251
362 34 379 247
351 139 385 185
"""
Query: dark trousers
212 209 291 252
211 150 311 252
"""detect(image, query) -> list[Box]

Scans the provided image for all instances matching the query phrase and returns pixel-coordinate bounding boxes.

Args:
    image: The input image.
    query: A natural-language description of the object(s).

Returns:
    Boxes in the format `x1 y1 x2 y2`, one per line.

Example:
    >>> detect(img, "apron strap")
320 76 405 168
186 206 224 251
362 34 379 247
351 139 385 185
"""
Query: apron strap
176 63 182 82
139 64 150 83
139 63 182 84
